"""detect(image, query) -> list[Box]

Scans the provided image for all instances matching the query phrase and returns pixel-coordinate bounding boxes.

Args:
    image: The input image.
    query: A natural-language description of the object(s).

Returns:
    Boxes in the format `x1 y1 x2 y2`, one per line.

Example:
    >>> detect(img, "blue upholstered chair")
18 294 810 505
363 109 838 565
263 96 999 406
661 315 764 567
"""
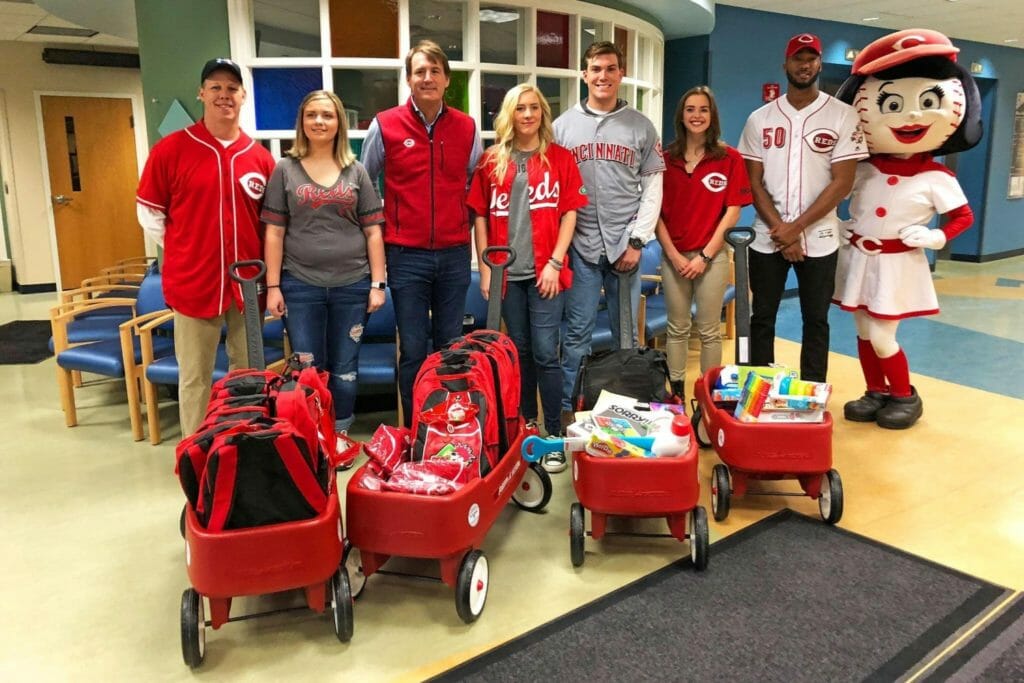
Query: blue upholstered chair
358 287 398 394
463 269 490 333
51 269 173 440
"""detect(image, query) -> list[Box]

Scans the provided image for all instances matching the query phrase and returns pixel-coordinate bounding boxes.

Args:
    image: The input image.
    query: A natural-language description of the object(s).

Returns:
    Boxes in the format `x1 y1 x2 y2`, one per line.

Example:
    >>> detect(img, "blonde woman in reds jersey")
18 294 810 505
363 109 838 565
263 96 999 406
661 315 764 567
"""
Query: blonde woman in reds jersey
467 84 588 471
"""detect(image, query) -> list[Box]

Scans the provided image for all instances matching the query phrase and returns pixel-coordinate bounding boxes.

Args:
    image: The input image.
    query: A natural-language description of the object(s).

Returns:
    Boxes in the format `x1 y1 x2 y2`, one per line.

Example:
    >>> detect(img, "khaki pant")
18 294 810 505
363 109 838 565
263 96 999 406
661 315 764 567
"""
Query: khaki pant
660 249 731 389
173 306 249 438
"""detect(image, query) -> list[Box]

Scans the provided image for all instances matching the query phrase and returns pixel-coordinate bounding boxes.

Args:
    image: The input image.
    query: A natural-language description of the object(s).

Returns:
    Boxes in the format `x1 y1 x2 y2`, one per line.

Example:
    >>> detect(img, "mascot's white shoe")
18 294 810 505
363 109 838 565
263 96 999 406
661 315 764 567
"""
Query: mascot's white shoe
875 387 923 430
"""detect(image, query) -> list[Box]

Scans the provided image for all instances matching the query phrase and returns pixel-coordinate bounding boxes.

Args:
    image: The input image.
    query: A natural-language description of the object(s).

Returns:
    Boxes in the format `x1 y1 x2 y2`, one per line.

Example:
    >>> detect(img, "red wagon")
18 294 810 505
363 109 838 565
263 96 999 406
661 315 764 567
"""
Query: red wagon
344 426 551 623
523 434 709 570
687 228 843 526
691 365 843 525
180 475 350 667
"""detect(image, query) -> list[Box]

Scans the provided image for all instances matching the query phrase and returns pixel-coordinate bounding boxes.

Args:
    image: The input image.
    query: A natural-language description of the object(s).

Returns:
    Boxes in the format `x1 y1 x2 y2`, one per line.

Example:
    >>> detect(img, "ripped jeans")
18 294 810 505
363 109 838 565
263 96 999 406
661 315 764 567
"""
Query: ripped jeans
280 271 370 431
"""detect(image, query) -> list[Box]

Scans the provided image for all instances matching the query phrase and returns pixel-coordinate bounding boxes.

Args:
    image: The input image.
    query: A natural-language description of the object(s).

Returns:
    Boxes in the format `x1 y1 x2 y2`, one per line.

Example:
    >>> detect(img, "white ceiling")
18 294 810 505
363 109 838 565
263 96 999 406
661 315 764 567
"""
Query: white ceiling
2 0 1022 51
0 0 134 47
717 0 1023 49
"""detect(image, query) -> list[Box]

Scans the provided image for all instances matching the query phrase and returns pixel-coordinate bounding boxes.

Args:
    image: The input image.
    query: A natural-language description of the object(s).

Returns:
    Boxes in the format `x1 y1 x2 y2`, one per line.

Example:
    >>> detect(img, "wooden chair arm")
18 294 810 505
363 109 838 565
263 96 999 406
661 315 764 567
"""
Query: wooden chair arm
61 283 141 304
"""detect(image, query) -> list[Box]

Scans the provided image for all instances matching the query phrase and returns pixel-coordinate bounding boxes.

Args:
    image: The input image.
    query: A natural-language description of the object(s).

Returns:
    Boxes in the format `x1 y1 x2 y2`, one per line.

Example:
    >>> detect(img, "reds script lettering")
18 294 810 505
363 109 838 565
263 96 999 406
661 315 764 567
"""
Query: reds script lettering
568 143 637 167
489 171 561 215
804 128 839 152
295 182 356 211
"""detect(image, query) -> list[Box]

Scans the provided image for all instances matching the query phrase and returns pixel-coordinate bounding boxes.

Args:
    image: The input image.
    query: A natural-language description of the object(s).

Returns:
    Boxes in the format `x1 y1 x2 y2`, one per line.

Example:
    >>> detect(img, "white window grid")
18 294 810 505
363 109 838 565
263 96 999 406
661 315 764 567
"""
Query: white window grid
227 0 663 153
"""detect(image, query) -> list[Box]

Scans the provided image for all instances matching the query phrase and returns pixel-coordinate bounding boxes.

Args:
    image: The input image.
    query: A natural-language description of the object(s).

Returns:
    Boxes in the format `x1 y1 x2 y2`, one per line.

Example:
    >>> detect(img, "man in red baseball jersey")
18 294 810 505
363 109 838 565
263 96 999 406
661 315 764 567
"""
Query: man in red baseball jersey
136 58 275 437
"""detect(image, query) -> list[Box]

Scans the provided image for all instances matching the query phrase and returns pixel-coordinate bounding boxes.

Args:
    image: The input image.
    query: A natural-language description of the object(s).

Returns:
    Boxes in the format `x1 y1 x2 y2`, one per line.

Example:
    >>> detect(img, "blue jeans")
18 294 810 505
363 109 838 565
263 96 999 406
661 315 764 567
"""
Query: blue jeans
280 271 370 431
560 245 641 410
386 244 472 424
502 278 564 437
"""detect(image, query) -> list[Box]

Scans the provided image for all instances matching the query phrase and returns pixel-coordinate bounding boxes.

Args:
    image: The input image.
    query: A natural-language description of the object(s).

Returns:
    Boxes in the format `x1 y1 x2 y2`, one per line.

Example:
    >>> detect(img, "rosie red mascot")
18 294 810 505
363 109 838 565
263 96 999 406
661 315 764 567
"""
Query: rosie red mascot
834 29 983 429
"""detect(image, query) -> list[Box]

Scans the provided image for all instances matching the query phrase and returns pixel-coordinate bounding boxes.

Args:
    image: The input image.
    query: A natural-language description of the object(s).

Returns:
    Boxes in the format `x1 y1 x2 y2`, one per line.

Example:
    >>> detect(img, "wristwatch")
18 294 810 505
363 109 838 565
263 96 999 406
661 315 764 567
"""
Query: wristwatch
699 250 713 264
628 236 644 250
370 281 387 290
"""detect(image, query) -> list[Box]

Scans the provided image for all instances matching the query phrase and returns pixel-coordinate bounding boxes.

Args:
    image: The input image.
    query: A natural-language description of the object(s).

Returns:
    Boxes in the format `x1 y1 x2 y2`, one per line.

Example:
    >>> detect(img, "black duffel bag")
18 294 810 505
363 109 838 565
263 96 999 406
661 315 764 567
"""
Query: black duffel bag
570 268 679 412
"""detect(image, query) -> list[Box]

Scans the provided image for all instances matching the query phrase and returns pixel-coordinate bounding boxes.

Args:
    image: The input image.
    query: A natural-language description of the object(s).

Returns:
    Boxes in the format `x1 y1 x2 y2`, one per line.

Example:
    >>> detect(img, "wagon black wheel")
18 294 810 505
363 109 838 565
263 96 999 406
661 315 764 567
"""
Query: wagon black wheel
331 565 354 643
180 588 205 669
711 464 731 522
819 469 844 525
692 407 711 448
455 550 489 623
570 503 586 568
179 504 186 539
512 463 552 512
343 540 366 599
689 506 709 571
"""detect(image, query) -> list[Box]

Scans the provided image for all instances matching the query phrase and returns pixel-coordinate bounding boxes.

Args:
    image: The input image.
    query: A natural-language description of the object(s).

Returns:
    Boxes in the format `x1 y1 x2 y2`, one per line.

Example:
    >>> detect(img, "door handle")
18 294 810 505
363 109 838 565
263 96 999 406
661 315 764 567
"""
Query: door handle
52 194 73 205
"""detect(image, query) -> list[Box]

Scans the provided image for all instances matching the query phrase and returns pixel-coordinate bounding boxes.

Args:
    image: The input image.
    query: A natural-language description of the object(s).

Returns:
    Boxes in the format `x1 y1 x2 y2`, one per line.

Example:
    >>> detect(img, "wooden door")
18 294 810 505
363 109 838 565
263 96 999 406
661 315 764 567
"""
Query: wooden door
41 96 145 288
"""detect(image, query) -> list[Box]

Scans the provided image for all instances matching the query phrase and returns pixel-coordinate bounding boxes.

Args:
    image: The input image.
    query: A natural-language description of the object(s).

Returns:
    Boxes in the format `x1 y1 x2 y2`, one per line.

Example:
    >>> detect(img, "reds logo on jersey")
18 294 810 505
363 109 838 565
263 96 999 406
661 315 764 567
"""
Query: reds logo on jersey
239 172 267 200
804 128 838 153
701 172 728 193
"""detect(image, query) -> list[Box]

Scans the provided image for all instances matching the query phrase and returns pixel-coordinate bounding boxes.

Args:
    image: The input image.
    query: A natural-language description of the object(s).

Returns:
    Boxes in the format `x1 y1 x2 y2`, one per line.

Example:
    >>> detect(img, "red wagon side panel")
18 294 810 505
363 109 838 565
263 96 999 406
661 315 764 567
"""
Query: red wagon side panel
184 488 343 600
570 439 700 517
694 367 833 476
346 432 531 563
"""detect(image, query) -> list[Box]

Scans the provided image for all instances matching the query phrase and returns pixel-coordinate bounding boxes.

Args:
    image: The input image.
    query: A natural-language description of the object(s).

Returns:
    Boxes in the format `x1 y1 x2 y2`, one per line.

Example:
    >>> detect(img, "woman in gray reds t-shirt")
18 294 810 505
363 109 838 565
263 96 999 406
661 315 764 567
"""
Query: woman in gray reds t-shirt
262 90 385 445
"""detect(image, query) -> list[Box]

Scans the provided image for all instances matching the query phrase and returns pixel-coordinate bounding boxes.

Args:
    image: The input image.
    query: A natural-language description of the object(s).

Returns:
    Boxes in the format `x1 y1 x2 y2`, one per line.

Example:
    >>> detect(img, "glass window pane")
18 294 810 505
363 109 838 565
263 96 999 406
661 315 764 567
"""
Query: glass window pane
638 35 653 81
333 69 400 130
536 11 569 69
409 0 464 62
254 0 320 58
537 77 571 120
638 87 646 112
446 71 471 113
614 27 631 72
581 19 607 44
481 73 525 130
479 5 523 65
329 0 398 58
252 68 322 130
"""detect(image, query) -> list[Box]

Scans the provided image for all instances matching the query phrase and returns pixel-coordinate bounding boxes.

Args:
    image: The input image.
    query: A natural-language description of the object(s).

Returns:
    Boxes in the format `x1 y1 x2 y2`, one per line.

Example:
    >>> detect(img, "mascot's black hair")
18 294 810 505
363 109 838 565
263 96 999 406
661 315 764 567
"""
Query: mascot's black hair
836 55 982 155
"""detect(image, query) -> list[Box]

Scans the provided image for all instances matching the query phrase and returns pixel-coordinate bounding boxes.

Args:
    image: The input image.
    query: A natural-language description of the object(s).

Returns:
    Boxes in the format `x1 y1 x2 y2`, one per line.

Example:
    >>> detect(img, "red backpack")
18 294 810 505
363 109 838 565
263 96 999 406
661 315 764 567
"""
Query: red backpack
411 349 500 477
446 330 522 453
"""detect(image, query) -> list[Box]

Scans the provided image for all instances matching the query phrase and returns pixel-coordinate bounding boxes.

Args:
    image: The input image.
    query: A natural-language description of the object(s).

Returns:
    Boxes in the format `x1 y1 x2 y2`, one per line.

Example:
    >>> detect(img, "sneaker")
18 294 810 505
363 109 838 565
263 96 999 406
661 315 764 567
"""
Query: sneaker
335 432 358 471
541 450 567 474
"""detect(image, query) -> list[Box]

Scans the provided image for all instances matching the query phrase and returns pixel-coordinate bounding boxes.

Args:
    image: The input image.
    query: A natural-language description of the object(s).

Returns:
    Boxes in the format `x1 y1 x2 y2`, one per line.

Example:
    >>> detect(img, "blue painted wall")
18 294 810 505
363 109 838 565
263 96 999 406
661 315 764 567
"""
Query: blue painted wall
665 5 1024 261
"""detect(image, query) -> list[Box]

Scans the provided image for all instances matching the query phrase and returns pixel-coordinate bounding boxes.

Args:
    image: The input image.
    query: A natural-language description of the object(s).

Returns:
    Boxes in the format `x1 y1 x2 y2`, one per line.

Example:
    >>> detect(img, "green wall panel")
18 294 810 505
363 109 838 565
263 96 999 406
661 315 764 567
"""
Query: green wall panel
134 0 232 146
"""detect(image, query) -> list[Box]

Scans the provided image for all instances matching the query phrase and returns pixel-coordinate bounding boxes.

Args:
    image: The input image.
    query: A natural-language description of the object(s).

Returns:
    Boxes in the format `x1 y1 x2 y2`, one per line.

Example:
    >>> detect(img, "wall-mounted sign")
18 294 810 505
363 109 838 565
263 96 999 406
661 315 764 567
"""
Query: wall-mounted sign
1009 92 1024 199
763 83 780 103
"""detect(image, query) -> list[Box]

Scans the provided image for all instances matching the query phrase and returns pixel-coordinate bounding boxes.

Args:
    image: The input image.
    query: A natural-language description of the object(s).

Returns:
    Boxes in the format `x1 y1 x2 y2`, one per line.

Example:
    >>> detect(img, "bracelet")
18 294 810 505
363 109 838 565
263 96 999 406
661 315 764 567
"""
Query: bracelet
266 284 280 288
549 256 563 267
547 258 563 271
698 250 713 264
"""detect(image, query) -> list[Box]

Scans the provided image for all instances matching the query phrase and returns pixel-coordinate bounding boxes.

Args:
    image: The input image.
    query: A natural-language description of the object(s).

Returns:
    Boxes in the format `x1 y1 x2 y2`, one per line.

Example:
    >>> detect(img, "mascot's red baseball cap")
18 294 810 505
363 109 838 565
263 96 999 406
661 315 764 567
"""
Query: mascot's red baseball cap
785 33 822 58
852 29 959 75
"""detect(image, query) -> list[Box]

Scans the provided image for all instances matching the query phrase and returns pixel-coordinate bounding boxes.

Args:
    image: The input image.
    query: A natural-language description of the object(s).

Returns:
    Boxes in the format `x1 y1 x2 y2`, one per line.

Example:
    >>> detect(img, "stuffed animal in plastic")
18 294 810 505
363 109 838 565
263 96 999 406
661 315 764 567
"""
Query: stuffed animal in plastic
834 29 982 429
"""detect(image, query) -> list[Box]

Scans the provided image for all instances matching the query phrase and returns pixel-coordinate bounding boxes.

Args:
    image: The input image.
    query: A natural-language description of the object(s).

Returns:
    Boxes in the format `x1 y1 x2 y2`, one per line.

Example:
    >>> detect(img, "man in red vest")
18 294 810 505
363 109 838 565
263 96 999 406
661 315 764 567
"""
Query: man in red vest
362 40 483 424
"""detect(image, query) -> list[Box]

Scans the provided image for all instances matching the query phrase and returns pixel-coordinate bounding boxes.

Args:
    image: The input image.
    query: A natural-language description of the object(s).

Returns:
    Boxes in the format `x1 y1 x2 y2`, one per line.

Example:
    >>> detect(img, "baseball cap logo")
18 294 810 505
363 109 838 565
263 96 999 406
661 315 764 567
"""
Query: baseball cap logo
804 128 838 152
239 172 266 200
797 34 815 44
702 172 728 192
893 34 927 51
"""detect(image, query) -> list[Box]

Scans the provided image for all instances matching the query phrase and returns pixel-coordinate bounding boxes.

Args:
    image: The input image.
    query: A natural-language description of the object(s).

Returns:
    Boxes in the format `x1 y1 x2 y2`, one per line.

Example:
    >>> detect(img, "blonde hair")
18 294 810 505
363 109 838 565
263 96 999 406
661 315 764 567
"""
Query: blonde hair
288 90 356 168
486 84 554 185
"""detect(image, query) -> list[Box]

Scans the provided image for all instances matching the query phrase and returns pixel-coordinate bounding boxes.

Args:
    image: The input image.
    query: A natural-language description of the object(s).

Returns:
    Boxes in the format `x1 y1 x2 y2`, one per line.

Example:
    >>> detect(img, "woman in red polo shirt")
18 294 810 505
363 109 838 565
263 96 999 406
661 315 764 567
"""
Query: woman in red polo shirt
656 85 751 397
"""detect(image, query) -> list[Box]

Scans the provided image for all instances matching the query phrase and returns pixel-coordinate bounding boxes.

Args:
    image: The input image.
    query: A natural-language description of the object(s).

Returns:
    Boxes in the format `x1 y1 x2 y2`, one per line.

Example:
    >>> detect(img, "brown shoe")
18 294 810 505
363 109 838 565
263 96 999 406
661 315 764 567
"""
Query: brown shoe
560 409 575 436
